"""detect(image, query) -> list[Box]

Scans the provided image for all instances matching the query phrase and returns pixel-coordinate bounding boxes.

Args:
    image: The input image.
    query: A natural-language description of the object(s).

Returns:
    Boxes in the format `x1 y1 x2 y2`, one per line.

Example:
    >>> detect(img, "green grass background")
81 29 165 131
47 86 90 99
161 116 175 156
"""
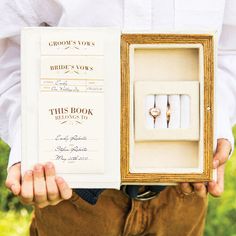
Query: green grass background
1 128 236 236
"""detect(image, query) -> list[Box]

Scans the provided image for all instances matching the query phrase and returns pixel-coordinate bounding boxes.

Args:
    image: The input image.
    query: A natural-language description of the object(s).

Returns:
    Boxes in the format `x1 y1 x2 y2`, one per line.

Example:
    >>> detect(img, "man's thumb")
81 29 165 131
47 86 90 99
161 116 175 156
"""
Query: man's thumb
5 163 21 195
214 139 232 168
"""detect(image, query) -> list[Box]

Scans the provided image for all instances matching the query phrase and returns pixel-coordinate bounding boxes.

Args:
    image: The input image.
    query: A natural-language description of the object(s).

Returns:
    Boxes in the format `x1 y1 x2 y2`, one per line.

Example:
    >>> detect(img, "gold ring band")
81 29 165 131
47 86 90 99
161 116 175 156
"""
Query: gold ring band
166 104 171 123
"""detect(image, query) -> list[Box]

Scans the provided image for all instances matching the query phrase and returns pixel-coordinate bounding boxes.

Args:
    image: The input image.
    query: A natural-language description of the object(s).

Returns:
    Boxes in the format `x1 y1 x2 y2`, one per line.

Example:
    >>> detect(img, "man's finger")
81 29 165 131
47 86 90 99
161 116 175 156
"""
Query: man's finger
208 164 225 197
208 181 222 197
37 199 63 208
213 139 231 168
33 164 47 204
44 162 60 202
49 199 63 206
21 170 34 204
37 201 50 209
55 177 72 200
5 163 21 195
193 183 207 198
180 183 194 194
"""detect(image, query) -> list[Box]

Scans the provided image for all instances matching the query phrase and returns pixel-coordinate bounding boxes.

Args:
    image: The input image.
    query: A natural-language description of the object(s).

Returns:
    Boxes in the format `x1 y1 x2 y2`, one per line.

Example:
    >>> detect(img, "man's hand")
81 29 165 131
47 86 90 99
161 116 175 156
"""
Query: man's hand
5 162 72 208
5 162 21 195
180 138 231 198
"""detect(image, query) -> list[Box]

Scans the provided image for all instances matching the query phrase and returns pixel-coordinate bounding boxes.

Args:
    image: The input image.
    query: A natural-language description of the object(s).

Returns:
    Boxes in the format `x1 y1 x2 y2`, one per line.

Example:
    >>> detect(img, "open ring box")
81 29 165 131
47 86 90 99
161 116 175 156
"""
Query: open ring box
121 33 215 185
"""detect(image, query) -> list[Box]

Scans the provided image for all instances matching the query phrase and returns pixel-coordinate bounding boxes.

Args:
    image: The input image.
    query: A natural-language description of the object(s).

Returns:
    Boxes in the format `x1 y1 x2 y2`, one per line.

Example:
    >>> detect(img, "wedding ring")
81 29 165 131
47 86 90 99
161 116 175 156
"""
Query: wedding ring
149 107 161 119
166 103 171 123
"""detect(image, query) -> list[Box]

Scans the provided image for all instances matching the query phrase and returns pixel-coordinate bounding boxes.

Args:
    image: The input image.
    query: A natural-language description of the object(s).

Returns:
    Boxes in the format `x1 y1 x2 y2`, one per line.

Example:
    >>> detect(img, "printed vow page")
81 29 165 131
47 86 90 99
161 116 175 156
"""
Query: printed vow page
39 54 105 173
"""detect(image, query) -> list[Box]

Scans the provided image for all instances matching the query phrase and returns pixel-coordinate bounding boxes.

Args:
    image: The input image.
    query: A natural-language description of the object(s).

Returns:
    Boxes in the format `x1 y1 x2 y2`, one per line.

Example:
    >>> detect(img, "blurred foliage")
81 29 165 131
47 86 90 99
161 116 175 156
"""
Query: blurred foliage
0 139 32 212
0 140 32 236
0 209 31 236
1 127 236 235
204 126 236 236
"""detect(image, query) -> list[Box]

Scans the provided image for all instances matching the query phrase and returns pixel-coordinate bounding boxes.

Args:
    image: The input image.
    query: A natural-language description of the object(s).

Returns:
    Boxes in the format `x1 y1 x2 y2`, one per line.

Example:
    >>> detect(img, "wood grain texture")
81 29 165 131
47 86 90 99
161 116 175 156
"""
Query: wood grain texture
121 34 214 184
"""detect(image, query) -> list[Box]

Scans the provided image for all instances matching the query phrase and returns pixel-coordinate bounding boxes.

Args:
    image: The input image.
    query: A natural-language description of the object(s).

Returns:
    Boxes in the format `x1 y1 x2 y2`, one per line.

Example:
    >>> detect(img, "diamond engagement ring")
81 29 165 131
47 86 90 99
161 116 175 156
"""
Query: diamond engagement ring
149 107 161 119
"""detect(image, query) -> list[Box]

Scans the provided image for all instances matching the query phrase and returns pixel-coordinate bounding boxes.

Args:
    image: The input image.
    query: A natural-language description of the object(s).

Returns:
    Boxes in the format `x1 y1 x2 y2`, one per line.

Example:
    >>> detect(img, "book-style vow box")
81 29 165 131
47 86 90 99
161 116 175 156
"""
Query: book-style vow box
21 28 215 188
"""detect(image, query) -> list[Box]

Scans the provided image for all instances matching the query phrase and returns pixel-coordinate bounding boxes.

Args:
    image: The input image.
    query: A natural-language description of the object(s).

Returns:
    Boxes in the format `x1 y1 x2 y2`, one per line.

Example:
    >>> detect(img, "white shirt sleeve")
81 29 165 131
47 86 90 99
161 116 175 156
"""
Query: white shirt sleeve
0 0 63 170
216 0 236 154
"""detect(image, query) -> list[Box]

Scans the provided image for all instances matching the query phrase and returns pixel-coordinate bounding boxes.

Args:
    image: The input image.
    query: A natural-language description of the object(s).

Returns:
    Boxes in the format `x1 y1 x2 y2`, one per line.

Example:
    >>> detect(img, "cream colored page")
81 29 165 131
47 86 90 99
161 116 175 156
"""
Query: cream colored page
38 56 104 174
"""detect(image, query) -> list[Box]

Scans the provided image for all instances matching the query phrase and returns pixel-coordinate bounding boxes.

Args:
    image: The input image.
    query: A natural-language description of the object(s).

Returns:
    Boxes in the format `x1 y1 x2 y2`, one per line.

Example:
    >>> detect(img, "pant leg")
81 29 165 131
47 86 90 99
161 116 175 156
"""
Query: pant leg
30 186 208 236
146 186 208 236
30 189 131 236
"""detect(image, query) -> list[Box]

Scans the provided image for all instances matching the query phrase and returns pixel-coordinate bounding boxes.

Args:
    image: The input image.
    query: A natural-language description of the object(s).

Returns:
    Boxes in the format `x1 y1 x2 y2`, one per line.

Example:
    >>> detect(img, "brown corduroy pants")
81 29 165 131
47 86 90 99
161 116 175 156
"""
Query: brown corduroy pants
30 186 207 236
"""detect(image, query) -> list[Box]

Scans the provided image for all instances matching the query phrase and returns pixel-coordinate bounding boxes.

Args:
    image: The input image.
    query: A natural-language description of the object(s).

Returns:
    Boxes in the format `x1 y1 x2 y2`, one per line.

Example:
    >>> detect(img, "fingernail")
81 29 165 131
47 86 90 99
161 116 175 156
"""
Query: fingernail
26 170 32 176
34 164 42 171
10 184 15 191
46 162 53 169
56 177 64 184
213 160 219 168
11 185 18 195
24 170 32 179
210 180 216 185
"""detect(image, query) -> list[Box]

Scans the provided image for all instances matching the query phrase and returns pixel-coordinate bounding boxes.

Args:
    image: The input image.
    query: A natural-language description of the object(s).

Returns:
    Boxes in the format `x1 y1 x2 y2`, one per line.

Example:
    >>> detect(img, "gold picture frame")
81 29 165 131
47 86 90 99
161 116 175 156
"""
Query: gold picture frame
121 33 214 184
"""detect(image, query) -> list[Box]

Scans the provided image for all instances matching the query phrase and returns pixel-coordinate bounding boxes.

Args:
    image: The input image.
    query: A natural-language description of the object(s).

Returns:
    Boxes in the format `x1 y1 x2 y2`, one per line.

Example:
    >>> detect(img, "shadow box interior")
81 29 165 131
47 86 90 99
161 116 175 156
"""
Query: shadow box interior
121 34 214 184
